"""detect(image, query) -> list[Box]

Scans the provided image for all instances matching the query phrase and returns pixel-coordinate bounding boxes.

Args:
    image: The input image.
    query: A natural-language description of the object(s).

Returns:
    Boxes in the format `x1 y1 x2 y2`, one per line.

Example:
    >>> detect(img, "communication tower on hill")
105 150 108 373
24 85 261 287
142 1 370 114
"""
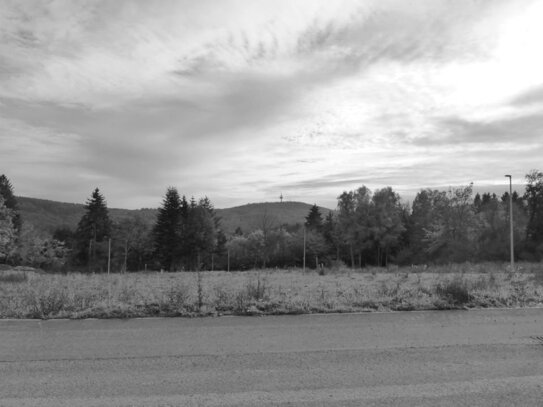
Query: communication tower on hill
279 193 283 203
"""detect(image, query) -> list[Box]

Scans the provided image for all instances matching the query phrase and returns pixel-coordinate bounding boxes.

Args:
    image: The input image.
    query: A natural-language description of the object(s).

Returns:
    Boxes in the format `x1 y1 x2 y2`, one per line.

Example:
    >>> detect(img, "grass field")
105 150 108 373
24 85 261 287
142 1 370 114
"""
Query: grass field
1 263 543 319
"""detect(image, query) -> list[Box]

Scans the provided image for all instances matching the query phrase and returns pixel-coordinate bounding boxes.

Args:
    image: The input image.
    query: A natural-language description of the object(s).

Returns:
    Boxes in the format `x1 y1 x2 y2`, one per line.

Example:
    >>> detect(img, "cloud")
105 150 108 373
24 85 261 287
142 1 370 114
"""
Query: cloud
1 0 543 209
412 113 543 147
510 86 543 106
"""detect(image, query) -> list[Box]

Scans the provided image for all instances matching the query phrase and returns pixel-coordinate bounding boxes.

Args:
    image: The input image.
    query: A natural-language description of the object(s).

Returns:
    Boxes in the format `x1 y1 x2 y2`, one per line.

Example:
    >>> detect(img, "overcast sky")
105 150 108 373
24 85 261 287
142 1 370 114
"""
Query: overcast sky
1 0 542 209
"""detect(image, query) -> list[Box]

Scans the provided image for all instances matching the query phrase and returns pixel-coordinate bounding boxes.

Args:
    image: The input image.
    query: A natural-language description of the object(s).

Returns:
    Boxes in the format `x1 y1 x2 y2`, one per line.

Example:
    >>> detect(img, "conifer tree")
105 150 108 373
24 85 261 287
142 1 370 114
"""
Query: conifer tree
305 204 323 232
75 188 112 271
153 187 182 271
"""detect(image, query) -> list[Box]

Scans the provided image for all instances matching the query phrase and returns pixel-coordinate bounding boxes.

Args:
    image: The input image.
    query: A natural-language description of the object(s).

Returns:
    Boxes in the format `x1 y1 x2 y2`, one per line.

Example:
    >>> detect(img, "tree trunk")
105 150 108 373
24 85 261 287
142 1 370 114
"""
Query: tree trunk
350 244 354 269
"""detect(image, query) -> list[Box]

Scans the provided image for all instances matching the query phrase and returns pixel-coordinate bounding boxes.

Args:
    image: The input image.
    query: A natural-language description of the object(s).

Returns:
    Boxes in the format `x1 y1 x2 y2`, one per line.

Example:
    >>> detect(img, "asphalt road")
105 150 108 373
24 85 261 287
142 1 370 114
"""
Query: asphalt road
1 309 543 406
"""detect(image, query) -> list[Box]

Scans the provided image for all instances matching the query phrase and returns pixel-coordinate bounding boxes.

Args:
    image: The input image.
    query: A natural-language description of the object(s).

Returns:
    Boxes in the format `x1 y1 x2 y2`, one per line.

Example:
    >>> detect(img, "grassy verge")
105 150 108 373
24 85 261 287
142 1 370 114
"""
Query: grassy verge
1 262 543 319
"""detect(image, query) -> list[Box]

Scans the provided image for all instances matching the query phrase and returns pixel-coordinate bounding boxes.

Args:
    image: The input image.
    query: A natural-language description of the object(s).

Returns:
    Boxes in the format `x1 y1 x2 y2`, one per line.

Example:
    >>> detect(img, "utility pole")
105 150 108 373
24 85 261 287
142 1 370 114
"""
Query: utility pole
505 175 514 272
107 238 111 275
303 226 306 272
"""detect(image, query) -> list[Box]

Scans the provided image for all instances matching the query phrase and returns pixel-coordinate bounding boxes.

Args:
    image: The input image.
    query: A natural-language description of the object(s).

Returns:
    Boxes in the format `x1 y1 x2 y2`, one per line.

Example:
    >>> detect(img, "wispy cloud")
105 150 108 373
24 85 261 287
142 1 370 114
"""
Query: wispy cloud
1 0 542 209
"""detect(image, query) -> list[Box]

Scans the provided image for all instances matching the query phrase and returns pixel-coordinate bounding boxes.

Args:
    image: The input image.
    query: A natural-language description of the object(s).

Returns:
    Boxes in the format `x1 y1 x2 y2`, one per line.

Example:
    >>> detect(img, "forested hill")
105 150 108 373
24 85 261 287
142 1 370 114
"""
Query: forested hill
16 197 332 236
215 202 332 234
16 197 157 235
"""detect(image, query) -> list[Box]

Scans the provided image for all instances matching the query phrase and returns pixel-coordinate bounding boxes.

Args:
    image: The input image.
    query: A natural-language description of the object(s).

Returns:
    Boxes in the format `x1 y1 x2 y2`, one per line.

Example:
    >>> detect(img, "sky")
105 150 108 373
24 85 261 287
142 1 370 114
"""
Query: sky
1 0 542 209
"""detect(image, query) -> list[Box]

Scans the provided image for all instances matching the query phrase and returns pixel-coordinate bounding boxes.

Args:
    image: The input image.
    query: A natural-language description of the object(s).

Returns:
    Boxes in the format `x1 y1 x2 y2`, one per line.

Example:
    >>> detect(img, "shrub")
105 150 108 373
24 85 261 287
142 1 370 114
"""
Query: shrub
245 274 268 301
24 285 69 318
166 283 191 311
435 278 471 305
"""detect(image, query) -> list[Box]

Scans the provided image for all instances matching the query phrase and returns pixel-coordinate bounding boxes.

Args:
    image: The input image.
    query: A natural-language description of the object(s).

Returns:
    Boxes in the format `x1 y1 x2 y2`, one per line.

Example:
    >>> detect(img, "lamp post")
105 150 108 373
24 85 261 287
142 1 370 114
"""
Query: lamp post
505 175 514 272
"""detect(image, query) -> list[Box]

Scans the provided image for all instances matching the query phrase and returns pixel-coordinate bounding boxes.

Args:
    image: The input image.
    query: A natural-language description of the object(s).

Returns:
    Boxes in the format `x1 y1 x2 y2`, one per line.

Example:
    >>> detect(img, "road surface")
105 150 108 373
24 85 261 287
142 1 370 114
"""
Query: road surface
1 308 543 406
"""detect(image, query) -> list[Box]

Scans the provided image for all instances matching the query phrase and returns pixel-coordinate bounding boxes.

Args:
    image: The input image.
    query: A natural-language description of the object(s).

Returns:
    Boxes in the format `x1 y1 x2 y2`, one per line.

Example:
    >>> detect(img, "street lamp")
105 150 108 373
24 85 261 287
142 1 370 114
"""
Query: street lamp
505 175 514 271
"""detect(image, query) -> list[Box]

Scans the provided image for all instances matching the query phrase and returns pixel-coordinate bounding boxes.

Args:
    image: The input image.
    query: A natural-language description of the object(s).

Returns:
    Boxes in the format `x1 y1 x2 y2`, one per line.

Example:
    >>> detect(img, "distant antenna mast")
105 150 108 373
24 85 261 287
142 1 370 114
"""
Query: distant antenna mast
279 193 283 203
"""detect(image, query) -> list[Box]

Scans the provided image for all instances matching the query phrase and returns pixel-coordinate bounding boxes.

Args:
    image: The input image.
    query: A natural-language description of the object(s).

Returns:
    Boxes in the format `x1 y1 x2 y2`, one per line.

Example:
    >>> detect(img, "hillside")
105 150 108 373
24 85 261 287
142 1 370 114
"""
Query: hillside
16 197 332 236
17 197 158 234
215 201 332 234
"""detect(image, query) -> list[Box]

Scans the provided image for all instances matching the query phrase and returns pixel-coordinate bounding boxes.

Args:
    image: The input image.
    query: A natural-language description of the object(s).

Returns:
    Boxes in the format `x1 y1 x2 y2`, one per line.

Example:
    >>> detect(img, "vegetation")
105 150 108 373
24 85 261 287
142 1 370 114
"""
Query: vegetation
74 188 112 272
1 263 542 319
0 176 68 269
2 170 543 273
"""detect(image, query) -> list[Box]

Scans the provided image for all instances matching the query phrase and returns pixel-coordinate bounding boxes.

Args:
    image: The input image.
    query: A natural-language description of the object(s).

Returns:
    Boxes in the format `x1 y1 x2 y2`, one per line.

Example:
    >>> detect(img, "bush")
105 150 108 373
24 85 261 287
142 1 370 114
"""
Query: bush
23 285 69 318
166 283 191 311
435 278 471 305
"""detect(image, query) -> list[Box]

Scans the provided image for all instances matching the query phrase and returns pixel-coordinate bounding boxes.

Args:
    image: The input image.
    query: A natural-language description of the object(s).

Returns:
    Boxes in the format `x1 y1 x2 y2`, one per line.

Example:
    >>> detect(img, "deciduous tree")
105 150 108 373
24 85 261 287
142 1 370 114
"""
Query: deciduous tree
524 169 543 258
0 174 21 231
0 197 17 264
371 187 405 266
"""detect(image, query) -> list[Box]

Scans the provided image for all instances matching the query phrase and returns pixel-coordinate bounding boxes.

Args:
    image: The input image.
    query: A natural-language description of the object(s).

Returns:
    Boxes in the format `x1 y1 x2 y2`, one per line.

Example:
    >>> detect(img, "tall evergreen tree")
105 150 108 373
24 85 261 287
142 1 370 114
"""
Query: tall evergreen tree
153 187 182 271
305 204 323 232
0 174 21 231
75 188 112 271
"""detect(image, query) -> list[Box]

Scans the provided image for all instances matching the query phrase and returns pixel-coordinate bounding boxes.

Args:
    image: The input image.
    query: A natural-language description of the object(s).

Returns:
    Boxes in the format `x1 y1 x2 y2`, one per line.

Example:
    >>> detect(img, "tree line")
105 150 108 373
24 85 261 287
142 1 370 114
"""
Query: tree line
1 170 543 272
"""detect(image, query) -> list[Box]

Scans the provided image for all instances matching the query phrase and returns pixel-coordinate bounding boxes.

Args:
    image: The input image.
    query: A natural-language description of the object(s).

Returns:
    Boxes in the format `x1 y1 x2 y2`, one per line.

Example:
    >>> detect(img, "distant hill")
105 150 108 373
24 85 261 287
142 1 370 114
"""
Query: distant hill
215 201 332 234
17 197 158 235
16 197 332 236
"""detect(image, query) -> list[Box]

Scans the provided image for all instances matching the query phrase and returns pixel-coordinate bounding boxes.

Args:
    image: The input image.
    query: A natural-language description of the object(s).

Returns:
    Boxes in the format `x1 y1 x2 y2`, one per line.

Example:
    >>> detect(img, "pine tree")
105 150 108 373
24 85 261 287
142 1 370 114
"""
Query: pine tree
305 204 323 232
75 188 112 271
0 174 21 231
153 187 182 271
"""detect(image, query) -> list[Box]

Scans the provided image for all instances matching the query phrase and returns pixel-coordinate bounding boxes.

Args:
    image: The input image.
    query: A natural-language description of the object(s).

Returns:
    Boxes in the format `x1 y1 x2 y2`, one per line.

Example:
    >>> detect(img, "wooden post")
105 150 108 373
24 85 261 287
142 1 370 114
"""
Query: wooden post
88 239 92 273
123 239 128 274
107 238 111 275
303 226 306 272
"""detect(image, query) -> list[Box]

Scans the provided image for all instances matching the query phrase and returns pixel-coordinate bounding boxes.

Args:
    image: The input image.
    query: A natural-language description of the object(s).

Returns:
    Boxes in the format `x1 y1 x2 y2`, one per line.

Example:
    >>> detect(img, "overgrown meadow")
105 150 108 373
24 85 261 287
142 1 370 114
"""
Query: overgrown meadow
1 262 543 319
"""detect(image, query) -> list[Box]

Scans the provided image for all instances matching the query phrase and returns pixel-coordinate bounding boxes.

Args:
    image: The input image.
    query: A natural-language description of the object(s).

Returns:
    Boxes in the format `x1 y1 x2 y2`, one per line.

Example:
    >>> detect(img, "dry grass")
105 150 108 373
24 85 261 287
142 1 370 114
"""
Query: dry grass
1 262 543 319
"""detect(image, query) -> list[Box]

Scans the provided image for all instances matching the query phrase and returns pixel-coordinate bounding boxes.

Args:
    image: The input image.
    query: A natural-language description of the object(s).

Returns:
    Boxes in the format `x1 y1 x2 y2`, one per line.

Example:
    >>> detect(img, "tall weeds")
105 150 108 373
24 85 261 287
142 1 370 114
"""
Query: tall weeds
1 265 542 319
